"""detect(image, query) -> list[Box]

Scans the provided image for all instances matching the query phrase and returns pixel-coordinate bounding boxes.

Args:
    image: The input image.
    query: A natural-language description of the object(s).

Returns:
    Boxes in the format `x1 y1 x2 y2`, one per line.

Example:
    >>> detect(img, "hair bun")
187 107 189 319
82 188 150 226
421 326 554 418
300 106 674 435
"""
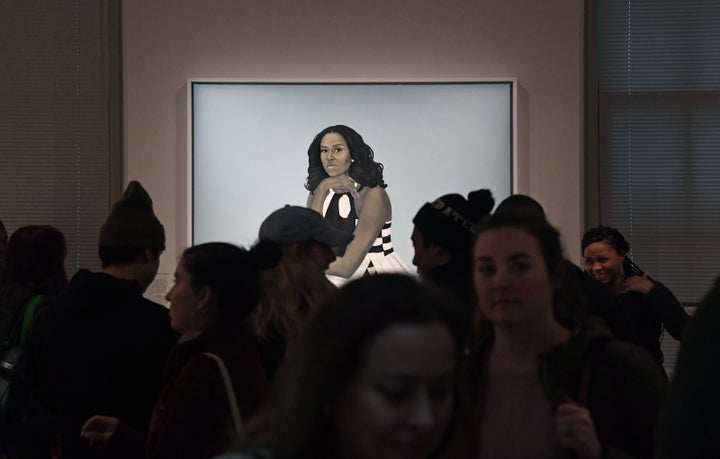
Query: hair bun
250 239 282 270
467 189 495 217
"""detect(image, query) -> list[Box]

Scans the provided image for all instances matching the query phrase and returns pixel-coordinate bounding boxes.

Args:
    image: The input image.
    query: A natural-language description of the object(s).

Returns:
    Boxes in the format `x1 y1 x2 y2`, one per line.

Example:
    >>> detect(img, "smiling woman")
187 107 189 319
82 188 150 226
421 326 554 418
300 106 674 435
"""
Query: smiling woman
581 225 689 372
306 125 412 281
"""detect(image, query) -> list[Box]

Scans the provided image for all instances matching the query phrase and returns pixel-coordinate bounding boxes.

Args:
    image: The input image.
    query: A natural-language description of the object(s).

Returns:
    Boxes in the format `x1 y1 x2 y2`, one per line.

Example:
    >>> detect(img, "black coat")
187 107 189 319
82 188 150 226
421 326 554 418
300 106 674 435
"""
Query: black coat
656 276 720 458
33 270 178 459
615 278 688 369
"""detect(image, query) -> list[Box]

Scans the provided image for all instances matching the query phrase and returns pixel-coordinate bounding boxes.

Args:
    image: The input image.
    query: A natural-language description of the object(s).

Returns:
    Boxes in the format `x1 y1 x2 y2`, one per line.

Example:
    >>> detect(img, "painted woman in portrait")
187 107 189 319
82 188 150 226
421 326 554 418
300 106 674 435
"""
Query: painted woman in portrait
306 125 411 281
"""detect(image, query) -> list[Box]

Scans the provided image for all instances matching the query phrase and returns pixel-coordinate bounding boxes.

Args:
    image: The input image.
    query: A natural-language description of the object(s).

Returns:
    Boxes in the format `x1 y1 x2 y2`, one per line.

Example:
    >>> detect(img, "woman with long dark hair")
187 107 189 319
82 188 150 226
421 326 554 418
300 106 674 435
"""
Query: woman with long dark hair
306 125 411 281
0 224 67 342
0 224 67 457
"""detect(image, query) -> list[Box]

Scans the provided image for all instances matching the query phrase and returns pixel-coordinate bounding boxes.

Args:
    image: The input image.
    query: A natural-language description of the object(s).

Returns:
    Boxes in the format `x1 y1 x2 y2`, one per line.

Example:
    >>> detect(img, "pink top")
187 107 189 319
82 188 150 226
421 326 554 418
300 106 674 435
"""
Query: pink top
479 368 558 459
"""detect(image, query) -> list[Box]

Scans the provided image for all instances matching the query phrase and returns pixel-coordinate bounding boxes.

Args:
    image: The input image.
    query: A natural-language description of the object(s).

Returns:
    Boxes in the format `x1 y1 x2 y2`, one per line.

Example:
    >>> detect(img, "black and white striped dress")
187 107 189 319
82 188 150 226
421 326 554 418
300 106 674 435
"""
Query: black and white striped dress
322 188 412 280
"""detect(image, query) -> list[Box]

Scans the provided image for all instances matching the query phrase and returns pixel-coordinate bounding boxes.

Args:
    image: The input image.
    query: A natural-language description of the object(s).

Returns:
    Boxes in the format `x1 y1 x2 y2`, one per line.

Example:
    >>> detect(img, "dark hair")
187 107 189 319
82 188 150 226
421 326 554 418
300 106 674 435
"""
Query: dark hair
416 189 496 257
474 212 579 329
477 212 564 280
0 219 7 244
268 274 464 459
0 225 68 301
304 125 386 191
98 246 162 269
180 240 281 323
494 194 546 220
581 225 643 277
0 219 7 281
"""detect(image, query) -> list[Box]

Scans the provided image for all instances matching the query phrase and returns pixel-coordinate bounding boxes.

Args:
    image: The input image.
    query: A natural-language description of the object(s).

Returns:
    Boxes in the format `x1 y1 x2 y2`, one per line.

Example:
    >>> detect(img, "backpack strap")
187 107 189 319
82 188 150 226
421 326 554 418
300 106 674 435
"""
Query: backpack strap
19 295 45 350
202 352 243 436
4 295 45 350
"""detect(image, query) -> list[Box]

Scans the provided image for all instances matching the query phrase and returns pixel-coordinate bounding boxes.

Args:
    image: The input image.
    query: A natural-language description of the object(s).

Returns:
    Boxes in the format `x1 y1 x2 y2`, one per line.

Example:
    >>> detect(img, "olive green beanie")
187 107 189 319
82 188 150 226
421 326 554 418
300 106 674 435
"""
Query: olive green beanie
98 181 165 249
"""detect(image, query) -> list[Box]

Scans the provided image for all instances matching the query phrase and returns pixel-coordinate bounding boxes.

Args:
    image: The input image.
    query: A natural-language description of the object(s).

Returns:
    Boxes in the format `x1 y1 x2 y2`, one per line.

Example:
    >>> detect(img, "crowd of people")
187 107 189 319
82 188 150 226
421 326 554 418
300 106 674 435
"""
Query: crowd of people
0 126 713 459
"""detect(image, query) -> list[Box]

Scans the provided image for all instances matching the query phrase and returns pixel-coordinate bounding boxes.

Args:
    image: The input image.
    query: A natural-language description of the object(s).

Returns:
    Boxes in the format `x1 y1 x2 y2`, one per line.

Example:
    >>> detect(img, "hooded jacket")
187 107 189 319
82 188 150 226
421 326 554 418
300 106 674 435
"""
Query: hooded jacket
33 269 178 459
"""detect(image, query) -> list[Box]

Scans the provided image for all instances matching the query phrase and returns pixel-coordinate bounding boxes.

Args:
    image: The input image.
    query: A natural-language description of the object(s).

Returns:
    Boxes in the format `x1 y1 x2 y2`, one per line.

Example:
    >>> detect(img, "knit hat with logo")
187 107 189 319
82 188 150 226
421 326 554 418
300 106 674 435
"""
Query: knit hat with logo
413 189 495 255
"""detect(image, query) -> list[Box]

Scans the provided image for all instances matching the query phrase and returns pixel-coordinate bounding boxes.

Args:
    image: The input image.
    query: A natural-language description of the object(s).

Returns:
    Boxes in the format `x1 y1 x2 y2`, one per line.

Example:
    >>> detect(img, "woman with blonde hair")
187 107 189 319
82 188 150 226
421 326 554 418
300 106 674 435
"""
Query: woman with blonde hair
253 205 353 378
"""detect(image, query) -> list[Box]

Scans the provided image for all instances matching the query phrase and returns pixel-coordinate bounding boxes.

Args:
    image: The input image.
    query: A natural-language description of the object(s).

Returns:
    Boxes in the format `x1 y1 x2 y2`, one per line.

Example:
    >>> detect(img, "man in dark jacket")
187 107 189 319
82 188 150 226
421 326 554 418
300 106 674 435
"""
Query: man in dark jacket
411 189 495 318
34 181 178 458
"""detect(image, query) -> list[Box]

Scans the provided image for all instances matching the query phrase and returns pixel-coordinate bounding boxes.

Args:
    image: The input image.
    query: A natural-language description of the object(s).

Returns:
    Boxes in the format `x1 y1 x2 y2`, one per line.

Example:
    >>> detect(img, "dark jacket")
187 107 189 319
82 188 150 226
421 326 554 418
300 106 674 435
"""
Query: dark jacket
145 324 270 459
425 256 476 309
424 256 477 340
108 323 270 459
616 278 688 369
0 288 56 457
0 287 41 342
655 276 720 458
446 319 667 459
563 260 633 341
33 270 178 459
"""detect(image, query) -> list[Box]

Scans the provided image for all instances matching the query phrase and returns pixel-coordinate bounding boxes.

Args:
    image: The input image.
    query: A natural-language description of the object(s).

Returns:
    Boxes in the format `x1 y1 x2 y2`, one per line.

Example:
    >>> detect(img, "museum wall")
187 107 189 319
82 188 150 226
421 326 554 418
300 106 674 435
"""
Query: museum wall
122 0 584 296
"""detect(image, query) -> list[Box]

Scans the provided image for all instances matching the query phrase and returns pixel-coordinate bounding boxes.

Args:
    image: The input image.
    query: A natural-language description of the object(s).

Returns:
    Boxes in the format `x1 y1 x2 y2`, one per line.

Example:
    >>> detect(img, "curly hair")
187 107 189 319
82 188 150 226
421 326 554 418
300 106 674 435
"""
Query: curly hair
581 225 629 254
581 225 643 277
304 125 386 191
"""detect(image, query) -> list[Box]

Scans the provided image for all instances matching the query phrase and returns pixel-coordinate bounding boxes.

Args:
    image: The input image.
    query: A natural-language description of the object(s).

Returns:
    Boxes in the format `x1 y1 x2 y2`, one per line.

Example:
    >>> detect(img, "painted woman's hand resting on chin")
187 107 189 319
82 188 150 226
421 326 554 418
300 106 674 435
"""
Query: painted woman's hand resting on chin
308 175 359 213
321 175 359 196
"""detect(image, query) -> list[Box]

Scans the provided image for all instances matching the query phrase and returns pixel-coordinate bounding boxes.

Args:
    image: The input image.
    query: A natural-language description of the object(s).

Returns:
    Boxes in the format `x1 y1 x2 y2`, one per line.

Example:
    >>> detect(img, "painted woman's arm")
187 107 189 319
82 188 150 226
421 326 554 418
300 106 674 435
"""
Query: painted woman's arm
327 186 390 278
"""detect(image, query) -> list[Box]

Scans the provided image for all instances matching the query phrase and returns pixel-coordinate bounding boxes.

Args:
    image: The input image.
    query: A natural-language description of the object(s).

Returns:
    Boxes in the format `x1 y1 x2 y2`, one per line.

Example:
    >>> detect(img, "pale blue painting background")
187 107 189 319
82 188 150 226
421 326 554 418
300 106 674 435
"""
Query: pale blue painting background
192 82 513 270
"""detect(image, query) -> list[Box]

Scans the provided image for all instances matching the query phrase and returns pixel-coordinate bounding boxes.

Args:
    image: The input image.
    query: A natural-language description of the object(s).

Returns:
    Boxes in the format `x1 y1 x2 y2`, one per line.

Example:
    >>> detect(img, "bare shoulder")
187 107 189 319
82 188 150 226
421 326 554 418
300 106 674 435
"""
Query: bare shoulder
355 186 391 219
357 185 390 206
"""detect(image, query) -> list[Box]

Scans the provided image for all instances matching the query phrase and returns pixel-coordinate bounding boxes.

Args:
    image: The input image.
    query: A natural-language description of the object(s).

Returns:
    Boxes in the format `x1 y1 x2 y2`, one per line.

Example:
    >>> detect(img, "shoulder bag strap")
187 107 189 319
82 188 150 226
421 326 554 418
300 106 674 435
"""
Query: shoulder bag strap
577 342 600 406
202 352 243 436
18 294 45 349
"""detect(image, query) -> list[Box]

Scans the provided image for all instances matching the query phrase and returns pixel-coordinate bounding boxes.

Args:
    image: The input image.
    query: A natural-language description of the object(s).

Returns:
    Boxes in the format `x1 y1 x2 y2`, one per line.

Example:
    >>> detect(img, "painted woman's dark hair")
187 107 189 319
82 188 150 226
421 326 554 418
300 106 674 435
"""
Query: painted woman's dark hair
305 125 386 191
581 225 644 277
